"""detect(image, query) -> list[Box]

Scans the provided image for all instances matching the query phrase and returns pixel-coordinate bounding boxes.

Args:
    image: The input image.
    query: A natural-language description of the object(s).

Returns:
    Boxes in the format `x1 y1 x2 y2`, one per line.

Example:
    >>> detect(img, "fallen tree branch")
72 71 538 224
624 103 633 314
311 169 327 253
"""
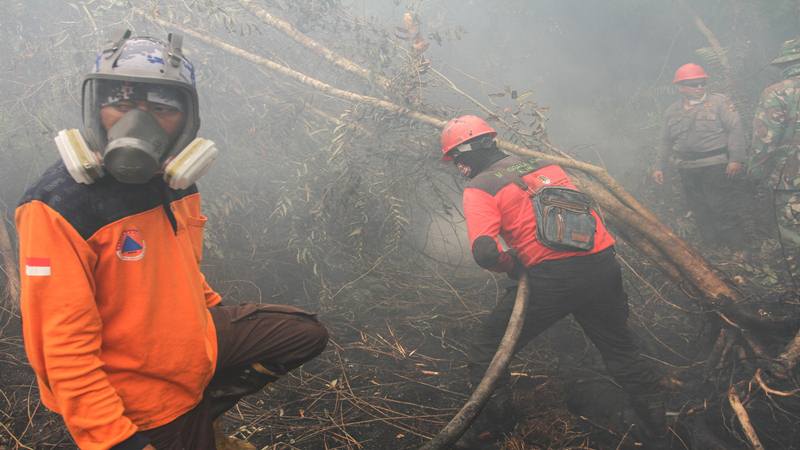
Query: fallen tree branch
235 3 722 297
237 0 393 92
752 369 800 397
607 215 699 299
137 9 446 129
134 11 800 373
420 273 529 450
508 148 739 303
706 329 734 374
728 386 765 450
140 10 738 300
155 5 658 225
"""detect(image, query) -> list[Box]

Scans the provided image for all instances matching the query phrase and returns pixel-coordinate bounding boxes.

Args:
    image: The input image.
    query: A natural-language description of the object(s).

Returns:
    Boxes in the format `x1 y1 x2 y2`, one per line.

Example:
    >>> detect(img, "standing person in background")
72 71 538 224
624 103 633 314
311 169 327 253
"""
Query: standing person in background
752 37 800 289
440 115 668 449
652 63 754 251
16 31 328 449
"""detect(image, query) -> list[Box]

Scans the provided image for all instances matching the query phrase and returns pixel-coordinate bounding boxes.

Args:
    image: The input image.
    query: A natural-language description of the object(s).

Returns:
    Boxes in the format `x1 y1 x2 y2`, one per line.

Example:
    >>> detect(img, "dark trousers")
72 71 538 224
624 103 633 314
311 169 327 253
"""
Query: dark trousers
141 304 329 449
468 248 661 398
679 164 753 247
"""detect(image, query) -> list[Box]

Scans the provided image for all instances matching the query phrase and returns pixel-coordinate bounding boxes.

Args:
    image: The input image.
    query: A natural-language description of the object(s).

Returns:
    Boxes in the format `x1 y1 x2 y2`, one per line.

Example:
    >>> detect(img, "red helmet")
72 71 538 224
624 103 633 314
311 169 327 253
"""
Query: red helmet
440 115 497 160
673 63 708 84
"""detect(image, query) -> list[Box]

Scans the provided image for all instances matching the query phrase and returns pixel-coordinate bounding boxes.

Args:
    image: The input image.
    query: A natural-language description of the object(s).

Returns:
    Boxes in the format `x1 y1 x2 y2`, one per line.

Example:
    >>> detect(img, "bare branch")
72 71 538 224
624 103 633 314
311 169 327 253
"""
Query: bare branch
728 386 765 450
238 0 393 92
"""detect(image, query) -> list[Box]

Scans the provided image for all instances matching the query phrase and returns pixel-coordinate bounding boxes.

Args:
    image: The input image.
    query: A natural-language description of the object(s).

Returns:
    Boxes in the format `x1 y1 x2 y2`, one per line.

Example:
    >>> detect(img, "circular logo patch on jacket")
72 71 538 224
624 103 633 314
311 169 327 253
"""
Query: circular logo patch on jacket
116 229 146 261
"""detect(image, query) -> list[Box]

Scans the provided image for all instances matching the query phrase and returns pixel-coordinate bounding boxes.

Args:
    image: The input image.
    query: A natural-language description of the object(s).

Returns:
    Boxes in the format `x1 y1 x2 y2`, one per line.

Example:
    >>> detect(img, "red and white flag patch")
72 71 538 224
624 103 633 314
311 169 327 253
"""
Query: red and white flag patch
25 257 51 277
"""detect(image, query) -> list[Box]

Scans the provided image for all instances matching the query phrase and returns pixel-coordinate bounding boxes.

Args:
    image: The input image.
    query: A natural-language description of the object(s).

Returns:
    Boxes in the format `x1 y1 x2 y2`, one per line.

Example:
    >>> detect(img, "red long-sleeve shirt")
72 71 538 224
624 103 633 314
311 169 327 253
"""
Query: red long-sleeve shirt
16 163 220 449
463 156 615 272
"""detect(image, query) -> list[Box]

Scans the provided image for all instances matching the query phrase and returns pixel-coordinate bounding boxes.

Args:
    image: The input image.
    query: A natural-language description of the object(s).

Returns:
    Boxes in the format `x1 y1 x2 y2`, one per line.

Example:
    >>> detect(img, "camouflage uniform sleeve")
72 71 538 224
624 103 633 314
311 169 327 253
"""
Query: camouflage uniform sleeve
751 88 788 160
717 95 747 163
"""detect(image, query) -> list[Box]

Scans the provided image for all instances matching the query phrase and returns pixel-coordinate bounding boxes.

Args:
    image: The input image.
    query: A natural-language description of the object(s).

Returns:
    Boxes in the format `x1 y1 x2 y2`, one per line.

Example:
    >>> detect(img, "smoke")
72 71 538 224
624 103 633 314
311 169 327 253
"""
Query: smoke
3 2 800 448
353 0 794 178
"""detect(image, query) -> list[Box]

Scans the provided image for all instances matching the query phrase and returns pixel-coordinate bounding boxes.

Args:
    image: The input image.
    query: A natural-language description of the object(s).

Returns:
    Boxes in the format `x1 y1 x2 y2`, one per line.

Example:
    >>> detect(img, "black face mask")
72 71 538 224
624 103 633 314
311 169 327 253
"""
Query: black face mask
453 147 508 178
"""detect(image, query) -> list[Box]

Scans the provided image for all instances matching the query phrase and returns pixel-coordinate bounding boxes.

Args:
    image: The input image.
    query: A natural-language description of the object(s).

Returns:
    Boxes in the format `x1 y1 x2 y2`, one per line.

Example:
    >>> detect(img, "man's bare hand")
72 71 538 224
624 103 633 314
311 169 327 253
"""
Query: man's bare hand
726 161 743 178
652 170 664 185
143 445 156 450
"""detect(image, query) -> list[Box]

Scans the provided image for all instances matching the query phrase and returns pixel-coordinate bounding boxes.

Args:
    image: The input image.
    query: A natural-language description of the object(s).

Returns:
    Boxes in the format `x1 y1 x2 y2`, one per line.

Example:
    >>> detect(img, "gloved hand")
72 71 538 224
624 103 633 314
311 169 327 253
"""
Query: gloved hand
505 250 526 280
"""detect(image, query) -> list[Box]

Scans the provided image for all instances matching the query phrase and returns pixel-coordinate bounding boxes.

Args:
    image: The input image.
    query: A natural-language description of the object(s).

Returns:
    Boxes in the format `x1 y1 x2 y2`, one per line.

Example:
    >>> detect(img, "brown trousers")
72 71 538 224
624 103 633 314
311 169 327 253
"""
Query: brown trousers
141 304 329 449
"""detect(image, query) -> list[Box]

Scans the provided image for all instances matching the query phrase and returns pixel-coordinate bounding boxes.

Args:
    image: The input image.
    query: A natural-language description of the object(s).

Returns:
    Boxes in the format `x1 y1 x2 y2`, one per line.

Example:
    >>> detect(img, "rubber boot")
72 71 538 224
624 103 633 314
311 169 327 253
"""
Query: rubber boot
630 393 669 450
213 419 257 450
207 363 281 419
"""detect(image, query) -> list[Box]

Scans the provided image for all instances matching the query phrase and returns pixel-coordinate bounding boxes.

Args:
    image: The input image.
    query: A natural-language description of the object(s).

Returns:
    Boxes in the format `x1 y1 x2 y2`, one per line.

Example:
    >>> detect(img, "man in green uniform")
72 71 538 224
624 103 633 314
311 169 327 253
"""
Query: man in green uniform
653 63 752 249
752 37 800 287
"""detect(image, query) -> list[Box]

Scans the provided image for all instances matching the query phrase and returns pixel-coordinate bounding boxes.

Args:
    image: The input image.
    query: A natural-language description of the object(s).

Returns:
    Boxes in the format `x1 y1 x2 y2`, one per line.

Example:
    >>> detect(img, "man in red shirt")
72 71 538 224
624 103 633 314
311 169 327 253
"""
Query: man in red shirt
440 116 667 448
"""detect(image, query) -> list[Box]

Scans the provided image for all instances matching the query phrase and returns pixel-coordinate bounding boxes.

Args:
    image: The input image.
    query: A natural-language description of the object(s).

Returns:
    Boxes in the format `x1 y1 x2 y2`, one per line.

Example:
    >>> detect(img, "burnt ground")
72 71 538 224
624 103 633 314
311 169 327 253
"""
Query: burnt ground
1 175 800 449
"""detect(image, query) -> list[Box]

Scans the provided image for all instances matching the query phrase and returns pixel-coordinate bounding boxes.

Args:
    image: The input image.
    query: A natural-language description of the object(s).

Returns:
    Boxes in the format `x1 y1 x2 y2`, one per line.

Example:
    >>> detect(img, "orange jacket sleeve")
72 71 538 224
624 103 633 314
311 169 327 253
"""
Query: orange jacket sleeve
16 200 138 449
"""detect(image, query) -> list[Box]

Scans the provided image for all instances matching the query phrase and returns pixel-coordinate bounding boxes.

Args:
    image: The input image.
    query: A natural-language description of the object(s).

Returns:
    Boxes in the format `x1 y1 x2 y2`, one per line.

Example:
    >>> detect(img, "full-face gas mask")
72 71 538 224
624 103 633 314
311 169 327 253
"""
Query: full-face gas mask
55 30 217 189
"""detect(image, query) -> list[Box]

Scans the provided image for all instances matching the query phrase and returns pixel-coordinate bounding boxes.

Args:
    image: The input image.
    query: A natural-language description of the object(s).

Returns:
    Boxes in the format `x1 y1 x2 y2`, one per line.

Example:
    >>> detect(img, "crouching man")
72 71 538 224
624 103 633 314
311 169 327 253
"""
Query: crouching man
16 31 328 449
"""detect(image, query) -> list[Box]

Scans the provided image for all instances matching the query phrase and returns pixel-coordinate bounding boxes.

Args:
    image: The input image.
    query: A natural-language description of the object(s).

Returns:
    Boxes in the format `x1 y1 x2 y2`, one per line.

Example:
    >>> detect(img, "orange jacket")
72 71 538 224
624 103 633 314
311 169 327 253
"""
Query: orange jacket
16 163 220 449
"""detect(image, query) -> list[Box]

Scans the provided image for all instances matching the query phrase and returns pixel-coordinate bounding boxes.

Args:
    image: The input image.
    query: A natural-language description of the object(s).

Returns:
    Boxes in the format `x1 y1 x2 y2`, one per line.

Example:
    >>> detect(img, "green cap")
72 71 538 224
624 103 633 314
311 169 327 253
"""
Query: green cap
771 38 800 65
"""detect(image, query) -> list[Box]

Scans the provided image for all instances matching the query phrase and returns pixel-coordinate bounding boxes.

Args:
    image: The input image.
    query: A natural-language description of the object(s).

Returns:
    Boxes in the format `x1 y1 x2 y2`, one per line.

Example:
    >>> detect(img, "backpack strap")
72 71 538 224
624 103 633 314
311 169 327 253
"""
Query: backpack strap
493 158 549 196
508 172 537 196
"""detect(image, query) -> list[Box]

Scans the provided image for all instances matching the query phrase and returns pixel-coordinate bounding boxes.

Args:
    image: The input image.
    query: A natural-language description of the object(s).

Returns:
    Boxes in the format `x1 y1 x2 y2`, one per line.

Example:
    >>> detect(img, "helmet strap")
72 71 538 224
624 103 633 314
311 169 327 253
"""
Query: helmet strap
99 29 132 73
163 33 185 79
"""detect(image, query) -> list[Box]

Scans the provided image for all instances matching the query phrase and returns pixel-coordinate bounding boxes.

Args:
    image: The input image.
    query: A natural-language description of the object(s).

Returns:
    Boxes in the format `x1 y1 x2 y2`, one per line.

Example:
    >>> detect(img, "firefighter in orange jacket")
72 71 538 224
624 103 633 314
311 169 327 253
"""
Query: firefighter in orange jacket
440 116 667 449
16 31 328 450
